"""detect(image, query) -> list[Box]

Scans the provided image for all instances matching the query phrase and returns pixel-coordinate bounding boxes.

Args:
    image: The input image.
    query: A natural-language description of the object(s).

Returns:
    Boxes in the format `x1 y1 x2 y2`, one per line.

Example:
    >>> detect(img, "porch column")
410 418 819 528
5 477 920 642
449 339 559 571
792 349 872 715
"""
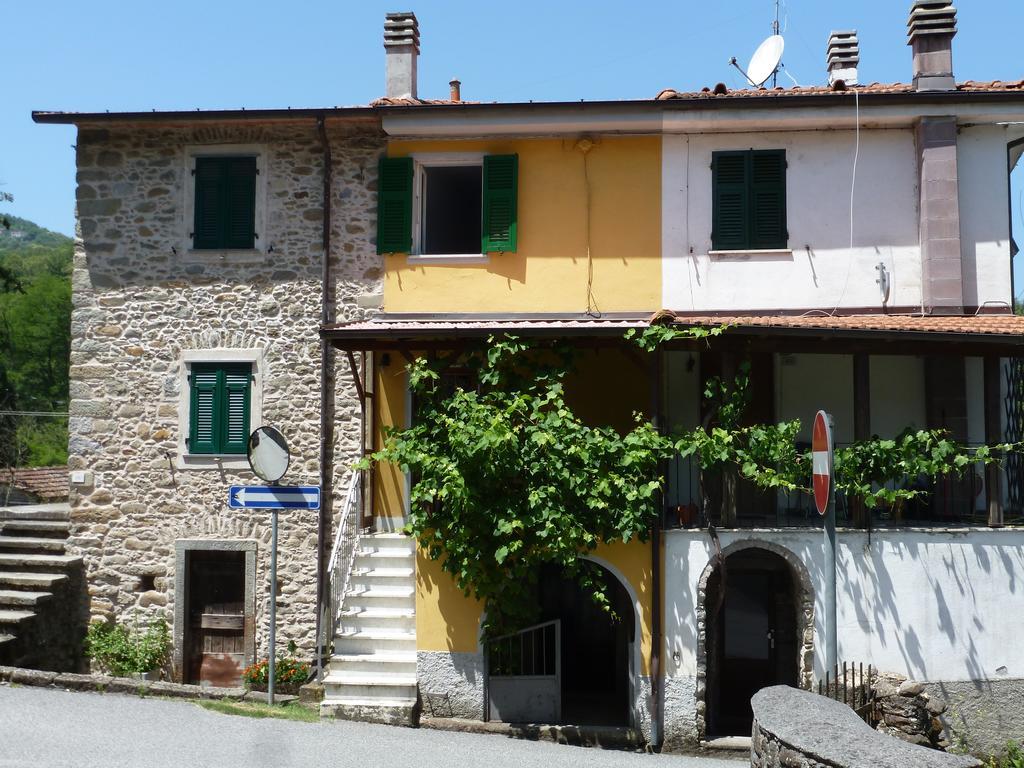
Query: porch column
851 353 870 528
984 356 1004 527
720 352 738 527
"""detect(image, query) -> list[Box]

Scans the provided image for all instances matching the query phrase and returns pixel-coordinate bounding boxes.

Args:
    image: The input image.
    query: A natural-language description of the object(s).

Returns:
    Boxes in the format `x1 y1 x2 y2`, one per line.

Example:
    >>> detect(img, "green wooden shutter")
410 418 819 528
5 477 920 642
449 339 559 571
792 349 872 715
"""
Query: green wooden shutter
222 364 252 454
189 363 251 454
189 365 220 454
193 158 226 250
711 152 750 251
377 157 413 254
482 154 518 253
750 150 787 249
224 157 257 250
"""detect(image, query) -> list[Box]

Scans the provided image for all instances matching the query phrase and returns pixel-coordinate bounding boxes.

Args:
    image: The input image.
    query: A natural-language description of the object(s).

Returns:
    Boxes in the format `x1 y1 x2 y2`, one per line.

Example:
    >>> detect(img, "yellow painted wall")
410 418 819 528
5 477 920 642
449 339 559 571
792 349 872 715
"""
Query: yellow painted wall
416 548 484 653
373 357 408 523
383 137 662 313
374 346 657 666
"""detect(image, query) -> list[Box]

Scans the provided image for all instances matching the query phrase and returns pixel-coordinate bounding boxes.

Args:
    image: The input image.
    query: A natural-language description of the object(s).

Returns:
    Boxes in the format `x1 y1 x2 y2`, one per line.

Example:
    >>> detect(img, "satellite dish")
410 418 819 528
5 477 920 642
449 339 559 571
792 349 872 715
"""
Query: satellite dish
747 35 785 87
247 426 290 483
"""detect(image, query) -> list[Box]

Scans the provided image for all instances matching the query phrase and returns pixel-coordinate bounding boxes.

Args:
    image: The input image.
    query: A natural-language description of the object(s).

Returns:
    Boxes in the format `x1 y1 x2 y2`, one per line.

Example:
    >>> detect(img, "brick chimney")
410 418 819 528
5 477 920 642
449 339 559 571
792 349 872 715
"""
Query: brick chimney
826 30 859 87
907 1 957 91
384 12 419 100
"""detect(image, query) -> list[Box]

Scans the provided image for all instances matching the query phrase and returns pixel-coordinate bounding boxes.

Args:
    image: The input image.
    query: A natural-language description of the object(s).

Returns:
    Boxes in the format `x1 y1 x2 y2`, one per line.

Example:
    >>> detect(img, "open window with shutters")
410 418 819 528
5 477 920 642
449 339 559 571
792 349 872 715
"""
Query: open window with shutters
711 150 788 253
177 350 263 469
377 153 518 260
184 146 266 256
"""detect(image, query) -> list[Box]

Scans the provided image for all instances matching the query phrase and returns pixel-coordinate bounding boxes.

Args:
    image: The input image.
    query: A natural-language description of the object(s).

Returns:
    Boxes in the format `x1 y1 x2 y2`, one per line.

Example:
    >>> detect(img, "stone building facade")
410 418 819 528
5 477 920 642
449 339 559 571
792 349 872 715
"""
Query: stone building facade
55 113 384 681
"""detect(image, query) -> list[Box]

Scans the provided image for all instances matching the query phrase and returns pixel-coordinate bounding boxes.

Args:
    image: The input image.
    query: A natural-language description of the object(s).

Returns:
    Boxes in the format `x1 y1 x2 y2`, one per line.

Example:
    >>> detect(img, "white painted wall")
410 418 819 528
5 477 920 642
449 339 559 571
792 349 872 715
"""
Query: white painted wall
663 130 922 312
958 126 1014 311
665 528 1024 683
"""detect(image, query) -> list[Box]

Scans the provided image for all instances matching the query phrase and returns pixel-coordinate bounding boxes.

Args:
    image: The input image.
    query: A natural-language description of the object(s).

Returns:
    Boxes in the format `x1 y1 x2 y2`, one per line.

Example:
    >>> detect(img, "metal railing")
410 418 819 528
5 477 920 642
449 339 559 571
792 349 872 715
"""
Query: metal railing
818 661 876 725
665 449 1011 529
487 619 560 678
316 469 362 680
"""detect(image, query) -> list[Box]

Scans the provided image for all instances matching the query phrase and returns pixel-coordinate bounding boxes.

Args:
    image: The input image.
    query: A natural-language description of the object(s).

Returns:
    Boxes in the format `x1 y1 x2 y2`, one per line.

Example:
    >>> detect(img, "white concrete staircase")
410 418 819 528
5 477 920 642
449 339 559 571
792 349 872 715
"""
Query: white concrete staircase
321 532 418 725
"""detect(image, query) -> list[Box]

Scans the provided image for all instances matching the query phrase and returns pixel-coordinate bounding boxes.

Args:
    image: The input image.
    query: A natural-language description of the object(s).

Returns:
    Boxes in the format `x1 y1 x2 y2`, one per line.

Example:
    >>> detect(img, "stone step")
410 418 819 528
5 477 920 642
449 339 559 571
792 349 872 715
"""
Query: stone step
339 606 415 632
0 609 35 626
0 590 50 608
334 629 415 655
0 553 78 571
0 505 70 522
0 536 66 552
0 520 70 536
0 633 13 646
353 552 415 570
321 695 418 709
329 652 417 675
348 566 414 585
324 671 417 688
343 586 415 610
331 650 416 665
339 610 411 622
0 572 67 590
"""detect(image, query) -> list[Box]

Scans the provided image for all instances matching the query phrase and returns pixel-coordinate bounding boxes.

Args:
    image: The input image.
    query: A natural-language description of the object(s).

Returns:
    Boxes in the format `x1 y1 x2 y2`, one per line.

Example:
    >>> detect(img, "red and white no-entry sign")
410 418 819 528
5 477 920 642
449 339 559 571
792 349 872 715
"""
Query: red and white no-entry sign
812 410 833 516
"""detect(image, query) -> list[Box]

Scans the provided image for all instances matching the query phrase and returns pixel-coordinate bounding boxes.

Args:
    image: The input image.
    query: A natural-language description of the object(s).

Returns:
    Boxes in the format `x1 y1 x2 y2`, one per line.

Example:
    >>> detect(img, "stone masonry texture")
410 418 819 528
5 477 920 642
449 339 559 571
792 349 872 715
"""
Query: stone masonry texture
67 120 385 676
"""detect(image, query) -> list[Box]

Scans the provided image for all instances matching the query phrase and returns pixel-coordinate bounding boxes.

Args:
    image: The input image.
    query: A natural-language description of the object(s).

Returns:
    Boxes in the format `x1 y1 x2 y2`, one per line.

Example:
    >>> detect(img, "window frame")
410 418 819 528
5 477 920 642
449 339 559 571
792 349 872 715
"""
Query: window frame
408 152 489 264
182 145 268 262
176 348 263 470
710 148 789 255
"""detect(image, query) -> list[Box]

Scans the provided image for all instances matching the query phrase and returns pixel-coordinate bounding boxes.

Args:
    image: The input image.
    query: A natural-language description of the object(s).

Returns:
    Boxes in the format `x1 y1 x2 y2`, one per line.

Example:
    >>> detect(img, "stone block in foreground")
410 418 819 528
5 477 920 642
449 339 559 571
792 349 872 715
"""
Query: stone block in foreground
751 685 980 768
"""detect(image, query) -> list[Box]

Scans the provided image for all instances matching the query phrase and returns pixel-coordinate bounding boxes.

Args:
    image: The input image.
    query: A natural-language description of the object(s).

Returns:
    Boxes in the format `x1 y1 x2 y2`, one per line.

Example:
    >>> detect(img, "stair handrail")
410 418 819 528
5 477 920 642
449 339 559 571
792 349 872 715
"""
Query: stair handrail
316 468 362 681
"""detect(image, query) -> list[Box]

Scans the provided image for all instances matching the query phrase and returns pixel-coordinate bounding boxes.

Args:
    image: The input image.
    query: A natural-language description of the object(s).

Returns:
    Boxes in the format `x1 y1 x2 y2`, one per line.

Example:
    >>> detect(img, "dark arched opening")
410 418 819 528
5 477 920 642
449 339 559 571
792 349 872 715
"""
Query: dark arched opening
705 547 800 737
538 561 635 726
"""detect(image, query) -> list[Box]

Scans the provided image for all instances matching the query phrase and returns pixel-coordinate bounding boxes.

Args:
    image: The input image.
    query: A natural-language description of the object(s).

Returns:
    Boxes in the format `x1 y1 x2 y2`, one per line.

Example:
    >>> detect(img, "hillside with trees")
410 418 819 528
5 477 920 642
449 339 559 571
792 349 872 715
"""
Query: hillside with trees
0 215 72 467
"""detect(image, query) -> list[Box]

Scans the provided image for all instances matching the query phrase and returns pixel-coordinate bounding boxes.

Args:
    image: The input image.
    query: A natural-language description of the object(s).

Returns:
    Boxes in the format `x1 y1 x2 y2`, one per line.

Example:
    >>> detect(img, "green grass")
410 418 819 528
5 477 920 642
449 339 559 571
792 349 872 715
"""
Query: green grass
194 699 320 723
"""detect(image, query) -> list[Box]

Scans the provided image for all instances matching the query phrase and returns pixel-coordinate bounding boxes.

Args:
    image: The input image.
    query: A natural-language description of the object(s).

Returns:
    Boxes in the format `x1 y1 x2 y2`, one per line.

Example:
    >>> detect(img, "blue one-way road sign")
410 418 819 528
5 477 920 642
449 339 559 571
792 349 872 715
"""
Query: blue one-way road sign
229 485 321 510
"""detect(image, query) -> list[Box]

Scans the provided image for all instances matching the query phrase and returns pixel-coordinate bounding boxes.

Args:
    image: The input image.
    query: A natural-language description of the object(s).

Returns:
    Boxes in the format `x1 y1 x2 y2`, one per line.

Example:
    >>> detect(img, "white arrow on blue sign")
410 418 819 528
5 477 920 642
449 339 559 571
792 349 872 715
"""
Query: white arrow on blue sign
228 485 321 510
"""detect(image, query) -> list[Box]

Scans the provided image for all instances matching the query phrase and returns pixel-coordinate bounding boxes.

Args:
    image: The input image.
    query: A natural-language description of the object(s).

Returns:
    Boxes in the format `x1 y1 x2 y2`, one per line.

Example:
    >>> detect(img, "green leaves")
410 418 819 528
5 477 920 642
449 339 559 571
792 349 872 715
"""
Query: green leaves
367 335 671 636
365 331 1023 636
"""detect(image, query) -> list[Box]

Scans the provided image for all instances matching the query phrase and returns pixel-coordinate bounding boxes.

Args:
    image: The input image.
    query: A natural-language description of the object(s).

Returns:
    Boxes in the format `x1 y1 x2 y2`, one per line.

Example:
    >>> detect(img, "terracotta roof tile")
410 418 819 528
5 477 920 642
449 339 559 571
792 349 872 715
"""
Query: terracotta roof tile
0 466 69 502
655 79 1024 101
323 311 1024 342
658 311 1024 336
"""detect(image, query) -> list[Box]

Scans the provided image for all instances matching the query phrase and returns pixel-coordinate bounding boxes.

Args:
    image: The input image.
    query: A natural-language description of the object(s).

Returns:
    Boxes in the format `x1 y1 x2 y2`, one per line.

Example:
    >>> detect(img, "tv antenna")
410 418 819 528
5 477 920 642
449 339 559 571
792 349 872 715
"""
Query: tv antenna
729 0 786 88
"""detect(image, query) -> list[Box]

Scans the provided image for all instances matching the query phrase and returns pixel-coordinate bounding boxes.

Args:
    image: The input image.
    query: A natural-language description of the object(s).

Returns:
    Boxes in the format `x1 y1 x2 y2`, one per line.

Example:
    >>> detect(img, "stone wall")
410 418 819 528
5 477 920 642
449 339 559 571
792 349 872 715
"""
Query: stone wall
67 119 385 672
873 672 948 749
751 686 980 768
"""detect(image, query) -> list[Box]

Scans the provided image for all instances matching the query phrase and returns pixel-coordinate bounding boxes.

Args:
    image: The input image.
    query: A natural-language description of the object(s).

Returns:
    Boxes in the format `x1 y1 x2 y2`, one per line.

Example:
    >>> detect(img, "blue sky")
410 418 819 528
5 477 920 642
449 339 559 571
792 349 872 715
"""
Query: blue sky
4 0 1023 269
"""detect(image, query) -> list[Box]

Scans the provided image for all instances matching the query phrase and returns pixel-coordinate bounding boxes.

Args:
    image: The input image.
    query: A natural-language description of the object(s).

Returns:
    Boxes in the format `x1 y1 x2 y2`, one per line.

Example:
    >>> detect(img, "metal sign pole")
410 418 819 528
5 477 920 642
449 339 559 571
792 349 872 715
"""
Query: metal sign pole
267 508 278 705
824 415 838 676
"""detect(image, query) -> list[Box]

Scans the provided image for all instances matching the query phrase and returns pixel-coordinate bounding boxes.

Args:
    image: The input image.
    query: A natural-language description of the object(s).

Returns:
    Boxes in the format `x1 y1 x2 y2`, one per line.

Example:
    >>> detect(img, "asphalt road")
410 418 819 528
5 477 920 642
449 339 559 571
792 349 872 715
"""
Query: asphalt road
0 685 745 768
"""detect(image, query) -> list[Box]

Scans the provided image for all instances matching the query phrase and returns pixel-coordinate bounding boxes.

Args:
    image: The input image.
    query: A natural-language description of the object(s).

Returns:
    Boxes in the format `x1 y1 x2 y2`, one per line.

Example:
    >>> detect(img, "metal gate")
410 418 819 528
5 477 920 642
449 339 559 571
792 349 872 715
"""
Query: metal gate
486 620 561 723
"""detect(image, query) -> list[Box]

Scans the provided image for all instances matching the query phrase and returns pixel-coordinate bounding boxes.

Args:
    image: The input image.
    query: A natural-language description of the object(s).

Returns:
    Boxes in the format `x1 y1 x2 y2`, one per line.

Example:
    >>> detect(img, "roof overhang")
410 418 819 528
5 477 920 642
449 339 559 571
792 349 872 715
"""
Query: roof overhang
321 311 1024 356
33 88 1024 135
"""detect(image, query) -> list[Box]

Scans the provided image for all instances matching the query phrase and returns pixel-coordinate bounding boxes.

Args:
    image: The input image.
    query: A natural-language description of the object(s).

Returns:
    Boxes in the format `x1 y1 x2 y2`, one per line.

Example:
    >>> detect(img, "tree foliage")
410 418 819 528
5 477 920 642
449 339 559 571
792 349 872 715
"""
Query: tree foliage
0 214 72 467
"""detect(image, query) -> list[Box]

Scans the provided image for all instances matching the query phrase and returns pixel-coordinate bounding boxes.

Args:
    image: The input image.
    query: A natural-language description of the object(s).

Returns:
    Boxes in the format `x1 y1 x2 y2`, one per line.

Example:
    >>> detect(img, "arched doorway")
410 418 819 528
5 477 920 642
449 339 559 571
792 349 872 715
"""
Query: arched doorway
537 561 635 726
487 559 636 726
702 545 808 738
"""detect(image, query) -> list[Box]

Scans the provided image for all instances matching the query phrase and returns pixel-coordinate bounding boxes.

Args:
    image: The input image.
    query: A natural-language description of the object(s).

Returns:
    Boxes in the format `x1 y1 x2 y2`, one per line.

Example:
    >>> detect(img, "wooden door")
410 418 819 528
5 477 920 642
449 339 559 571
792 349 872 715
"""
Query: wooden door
186 551 246 687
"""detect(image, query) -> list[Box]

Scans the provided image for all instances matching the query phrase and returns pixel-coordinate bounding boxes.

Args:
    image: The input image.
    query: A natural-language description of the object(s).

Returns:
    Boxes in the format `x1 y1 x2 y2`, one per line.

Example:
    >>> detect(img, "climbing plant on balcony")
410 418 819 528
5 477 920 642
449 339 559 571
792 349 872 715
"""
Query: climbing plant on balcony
361 335 683 635
363 328 1019 636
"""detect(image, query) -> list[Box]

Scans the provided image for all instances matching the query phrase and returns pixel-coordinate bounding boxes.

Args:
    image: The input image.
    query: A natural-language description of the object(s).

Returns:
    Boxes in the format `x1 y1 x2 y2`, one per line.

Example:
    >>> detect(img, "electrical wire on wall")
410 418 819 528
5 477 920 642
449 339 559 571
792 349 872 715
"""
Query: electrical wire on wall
577 137 601 317
830 87 861 315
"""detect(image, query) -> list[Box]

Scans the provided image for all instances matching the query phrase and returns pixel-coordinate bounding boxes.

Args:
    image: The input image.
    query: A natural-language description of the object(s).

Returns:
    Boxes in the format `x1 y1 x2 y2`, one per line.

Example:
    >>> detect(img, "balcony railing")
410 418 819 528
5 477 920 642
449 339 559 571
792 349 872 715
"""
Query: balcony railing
664 450 1016 530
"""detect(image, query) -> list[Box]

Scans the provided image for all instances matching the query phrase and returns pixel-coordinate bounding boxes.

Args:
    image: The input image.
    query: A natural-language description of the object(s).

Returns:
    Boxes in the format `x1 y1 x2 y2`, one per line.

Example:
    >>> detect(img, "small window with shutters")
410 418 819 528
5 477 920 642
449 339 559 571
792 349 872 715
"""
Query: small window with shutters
185 147 264 254
378 153 518 258
711 149 787 252
188 362 252 455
